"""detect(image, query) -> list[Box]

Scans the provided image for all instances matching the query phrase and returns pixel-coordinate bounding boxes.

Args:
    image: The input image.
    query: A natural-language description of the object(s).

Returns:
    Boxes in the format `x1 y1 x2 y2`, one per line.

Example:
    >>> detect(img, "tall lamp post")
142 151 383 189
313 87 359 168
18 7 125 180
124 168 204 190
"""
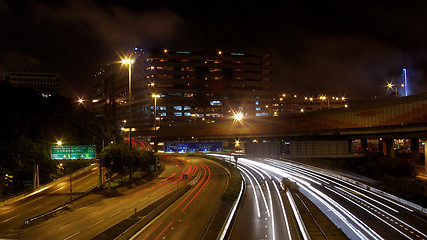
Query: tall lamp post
122 59 134 148
57 141 72 203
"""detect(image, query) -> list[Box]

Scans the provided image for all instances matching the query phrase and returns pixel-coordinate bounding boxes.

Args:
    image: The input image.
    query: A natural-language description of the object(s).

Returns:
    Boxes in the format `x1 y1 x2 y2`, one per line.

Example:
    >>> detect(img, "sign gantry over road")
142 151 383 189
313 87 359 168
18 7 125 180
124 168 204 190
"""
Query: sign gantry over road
51 145 96 160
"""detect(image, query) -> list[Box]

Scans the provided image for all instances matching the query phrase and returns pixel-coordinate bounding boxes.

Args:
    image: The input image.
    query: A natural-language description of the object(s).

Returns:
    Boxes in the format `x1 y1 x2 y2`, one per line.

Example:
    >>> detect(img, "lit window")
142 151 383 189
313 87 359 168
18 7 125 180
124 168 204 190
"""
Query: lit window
210 100 222 106
174 112 182 116
174 106 182 110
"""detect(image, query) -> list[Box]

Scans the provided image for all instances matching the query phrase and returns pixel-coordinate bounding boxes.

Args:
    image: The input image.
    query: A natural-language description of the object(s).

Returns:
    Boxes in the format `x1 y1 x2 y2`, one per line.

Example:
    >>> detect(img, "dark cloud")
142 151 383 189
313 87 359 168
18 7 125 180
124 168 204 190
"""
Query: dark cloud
1 0 427 98
272 33 408 98
0 0 184 97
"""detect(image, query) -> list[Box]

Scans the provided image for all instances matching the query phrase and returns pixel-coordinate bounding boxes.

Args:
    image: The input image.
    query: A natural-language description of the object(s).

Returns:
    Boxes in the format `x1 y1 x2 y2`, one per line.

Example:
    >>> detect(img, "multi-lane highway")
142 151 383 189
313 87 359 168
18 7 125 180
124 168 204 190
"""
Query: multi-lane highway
0 164 99 237
218 155 427 240
1 155 228 240
129 156 228 240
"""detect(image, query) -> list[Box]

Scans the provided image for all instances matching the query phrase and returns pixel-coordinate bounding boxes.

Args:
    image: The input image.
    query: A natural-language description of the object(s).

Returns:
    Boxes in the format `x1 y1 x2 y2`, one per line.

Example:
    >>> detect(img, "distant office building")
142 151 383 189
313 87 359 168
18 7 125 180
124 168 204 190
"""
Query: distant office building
3 72 60 95
91 48 273 135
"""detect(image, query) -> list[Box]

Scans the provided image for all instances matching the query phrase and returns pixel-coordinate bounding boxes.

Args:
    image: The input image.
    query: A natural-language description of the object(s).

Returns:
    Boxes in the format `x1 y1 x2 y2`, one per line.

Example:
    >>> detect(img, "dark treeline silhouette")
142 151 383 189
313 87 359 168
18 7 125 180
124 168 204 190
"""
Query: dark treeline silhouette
0 82 120 198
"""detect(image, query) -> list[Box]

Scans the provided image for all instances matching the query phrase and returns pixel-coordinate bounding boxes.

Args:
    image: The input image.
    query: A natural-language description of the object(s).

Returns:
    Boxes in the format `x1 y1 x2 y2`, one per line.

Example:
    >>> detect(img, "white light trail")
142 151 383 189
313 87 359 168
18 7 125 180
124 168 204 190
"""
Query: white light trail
286 190 310 240
328 186 420 239
272 180 292 240
266 180 275 240
238 167 261 217
239 165 270 217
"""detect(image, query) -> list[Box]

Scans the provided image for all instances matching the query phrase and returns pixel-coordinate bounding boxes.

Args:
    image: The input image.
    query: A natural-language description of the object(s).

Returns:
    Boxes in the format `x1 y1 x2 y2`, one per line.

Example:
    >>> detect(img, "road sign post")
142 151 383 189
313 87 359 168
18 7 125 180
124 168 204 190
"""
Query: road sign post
50 145 96 204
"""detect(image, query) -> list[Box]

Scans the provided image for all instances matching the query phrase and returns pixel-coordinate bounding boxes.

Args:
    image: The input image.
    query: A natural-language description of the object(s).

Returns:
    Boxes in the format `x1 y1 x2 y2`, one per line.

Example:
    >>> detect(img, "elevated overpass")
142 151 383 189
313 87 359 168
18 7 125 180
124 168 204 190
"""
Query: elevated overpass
154 92 427 162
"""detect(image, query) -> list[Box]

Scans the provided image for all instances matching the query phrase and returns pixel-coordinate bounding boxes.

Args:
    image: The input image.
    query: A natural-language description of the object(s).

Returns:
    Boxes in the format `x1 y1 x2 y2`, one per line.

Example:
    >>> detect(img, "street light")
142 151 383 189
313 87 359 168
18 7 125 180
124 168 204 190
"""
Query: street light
233 112 243 122
121 58 134 148
57 140 72 203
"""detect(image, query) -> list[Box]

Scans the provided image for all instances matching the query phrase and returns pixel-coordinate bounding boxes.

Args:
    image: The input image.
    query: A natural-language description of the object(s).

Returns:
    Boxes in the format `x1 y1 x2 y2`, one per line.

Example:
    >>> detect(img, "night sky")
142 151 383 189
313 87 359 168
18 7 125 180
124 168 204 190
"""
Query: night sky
1 0 427 99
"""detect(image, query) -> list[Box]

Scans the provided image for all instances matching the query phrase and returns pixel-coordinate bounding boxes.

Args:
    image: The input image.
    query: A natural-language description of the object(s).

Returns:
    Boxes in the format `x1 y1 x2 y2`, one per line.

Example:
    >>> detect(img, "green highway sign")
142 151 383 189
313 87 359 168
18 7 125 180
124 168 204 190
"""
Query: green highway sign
51 145 96 160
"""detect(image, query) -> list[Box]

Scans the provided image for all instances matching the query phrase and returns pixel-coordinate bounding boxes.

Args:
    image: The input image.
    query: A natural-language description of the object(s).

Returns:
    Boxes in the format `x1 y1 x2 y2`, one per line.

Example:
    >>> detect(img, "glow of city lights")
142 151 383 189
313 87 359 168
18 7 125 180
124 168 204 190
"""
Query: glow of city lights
234 112 243 121
121 59 134 65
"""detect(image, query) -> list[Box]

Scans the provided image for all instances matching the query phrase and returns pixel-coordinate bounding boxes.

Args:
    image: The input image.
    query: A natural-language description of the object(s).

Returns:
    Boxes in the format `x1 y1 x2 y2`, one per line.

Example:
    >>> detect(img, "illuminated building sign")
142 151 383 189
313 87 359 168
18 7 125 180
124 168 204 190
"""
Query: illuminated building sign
164 142 223 153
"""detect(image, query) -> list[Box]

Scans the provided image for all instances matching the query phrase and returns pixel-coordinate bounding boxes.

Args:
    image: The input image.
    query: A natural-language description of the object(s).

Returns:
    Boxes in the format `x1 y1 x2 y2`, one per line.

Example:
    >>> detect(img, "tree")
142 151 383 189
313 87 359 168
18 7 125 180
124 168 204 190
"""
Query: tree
99 143 156 186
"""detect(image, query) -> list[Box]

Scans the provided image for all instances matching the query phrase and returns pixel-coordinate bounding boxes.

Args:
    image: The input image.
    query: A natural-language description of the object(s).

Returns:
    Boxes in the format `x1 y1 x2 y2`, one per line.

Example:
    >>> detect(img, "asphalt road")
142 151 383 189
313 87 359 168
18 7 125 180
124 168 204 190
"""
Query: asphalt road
233 156 427 240
229 162 298 240
130 156 228 240
0 164 99 237
11 155 196 240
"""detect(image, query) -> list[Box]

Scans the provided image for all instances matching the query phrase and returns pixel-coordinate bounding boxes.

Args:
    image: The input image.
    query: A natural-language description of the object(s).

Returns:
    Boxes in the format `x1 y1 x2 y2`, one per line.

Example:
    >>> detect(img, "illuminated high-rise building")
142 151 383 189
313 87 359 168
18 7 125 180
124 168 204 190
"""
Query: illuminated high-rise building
91 48 272 135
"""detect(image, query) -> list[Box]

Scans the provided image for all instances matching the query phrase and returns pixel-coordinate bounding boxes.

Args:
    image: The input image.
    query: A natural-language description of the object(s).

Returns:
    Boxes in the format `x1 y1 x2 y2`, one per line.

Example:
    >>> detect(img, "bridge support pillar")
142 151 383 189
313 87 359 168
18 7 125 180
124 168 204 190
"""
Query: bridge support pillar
383 139 395 158
410 138 419 162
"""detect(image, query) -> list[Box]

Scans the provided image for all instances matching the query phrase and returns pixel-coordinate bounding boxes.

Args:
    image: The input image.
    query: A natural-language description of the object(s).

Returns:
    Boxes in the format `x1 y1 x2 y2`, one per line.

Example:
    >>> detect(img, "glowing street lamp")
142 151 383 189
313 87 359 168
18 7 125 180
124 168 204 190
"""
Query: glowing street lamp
121 58 134 148
56 140 72 202
234 112 243 122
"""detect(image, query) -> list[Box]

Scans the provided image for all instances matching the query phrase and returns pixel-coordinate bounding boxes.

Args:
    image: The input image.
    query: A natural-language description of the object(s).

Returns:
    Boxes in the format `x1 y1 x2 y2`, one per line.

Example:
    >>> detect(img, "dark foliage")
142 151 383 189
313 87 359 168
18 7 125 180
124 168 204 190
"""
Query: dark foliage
0 82 121 197
99 143 156 182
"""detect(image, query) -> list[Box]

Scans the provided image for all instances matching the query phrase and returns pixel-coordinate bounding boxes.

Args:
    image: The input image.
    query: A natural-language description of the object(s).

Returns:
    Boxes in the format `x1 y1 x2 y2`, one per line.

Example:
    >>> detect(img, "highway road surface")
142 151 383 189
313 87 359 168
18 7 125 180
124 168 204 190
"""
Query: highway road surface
0 164 99 237
211 154 427 240
130 156 228 240
5 155 227 240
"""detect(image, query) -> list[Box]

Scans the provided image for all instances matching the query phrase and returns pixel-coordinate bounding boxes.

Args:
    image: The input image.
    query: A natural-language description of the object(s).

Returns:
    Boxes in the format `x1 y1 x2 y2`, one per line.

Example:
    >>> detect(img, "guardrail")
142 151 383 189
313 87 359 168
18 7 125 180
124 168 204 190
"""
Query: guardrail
282 157 427 215
287 190 311 240
217 178 245 240
114 185 191 240
24 184 97 226
2 164 97 206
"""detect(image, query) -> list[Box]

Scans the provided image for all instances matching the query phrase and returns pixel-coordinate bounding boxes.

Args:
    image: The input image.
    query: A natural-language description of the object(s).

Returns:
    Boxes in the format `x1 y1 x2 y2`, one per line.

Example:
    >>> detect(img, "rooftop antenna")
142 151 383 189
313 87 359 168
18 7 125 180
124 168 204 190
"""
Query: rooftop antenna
403 68 408 96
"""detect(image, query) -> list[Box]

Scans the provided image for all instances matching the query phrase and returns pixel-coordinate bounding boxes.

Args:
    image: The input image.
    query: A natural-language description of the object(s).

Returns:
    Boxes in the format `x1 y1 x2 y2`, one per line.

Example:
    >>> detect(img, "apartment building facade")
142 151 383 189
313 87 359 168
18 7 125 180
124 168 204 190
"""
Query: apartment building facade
91 48 272 135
